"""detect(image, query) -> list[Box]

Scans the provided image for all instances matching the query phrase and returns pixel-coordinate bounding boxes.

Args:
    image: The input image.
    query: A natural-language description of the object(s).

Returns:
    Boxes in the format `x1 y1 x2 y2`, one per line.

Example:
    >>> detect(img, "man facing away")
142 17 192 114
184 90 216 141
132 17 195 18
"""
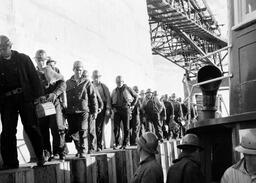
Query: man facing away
167 133 205 183
111 75 138 149
221 129 256 183
131 132 163 183
0 35 45 169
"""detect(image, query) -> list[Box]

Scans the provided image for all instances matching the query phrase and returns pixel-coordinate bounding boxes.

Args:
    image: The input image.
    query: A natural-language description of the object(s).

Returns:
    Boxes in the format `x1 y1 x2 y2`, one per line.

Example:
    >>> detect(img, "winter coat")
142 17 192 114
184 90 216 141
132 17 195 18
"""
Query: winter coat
66 76 97 114
167 152 205 183
0 50 43 102
131 156 163 183
111 84 138 108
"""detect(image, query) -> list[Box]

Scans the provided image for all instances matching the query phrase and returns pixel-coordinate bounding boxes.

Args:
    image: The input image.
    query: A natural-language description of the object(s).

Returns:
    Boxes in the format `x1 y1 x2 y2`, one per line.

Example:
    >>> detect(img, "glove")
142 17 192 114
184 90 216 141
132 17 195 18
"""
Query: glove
46 93 57 103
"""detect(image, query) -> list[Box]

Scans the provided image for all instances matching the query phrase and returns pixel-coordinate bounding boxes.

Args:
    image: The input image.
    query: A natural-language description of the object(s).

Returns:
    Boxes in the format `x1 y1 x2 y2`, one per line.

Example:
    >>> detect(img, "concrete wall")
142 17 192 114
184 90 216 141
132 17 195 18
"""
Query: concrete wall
0 0 154 90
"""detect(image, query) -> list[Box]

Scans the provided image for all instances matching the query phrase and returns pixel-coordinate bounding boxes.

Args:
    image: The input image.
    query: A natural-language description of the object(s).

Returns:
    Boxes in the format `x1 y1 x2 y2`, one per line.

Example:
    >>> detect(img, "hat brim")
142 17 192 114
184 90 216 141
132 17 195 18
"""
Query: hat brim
235 145 256 155
177 144 203 151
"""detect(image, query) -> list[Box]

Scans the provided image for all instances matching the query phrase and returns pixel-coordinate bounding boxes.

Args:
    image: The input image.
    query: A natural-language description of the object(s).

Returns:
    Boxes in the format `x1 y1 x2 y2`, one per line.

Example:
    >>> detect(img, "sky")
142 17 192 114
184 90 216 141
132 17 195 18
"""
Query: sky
153 0 228 99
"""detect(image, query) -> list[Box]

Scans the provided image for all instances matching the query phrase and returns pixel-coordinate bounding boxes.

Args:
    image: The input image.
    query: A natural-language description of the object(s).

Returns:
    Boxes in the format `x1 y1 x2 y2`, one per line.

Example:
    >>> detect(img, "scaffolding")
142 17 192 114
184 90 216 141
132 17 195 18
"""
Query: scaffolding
147 0 228 78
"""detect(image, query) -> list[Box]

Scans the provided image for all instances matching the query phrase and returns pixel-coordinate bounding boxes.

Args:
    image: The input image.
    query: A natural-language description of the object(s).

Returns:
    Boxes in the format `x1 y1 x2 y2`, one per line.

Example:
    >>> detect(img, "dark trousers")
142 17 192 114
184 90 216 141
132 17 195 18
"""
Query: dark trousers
145 112 163 141
96 105 106 149
113 107 130 146
1 94 43 166
130 112 140 145
88 114 97 151
39 103 66 156
67 112 88 154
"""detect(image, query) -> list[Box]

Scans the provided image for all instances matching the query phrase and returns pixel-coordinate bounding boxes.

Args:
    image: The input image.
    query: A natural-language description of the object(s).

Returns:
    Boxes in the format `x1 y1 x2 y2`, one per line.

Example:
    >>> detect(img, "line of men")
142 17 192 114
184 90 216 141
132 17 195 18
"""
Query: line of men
0 35 196 169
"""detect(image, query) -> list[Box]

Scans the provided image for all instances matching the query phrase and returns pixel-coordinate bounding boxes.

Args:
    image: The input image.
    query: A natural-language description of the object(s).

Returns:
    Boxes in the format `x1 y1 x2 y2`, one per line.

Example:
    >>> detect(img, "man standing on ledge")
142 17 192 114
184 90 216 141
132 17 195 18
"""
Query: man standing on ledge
111 75 138 149
0 35 45 169
131 132 163 183
221 129 256 183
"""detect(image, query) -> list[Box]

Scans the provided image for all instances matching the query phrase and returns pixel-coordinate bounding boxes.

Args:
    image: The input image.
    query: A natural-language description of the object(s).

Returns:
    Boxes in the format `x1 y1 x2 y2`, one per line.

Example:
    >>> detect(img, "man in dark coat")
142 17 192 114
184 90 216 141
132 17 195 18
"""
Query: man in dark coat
111 75 138 149
167 133 205 183
0 35 44 169
66 61 98 157
92 70 111 151
35 50 67 160
142 89 164 142
131 132 163 183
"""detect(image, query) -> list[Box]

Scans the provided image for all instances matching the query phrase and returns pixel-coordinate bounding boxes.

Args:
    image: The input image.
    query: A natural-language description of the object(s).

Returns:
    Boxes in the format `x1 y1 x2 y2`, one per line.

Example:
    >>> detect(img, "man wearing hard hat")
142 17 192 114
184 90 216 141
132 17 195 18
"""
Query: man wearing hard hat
0 35 45 168
221 129 256 183
166 133 205 183
131 132 163 183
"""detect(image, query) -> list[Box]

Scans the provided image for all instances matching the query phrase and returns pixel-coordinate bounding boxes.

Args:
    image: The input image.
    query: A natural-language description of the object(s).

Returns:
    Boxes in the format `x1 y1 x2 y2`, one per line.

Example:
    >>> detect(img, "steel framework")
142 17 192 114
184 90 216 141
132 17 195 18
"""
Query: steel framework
147 0 228 78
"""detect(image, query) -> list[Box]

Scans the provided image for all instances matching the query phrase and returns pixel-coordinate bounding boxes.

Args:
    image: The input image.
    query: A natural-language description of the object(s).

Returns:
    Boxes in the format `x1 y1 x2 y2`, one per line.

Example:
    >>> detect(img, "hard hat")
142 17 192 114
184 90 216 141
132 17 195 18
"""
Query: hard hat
133 86 139 93
177 133 203 150
137 132 159 155
46 58 56 65
35 49 48 61
235 129 256 155
0 35 12 48
145 88 152 94
92 70 102 78
73 60 84 70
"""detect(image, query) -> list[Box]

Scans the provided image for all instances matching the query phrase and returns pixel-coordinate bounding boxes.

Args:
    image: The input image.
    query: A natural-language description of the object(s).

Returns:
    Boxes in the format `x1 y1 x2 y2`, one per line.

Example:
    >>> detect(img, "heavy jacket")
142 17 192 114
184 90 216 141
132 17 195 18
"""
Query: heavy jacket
66 76 97 114
131 156 163 183
0 50 43 102
167 152 205 183
164 100 174 123
111 84 138 108
142 96 163 114
221 158 256 183
93 81 111 109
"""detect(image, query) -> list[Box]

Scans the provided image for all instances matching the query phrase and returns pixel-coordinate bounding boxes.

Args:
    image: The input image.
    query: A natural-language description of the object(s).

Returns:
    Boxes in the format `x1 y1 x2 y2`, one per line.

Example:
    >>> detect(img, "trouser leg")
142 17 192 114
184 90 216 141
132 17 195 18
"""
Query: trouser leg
113 111 121 146
50 104 66 156
19 101 44 161
96 107 106 149
130 112 139 145
1 97 19 166
39 117 51 154
121 109 130 146
88 115 97 151
151 113 163 141
23 130 36 161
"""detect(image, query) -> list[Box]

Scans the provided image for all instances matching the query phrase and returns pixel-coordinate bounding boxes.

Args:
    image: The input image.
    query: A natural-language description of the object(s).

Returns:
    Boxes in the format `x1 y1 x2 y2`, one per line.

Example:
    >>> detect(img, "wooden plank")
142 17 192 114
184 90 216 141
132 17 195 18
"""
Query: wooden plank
0 168 34 183
125 150 133 183
91 154 109 183
33 162 60 183
69 158 87 183
115 151 127 183
86 156 97 183
107 153 117 183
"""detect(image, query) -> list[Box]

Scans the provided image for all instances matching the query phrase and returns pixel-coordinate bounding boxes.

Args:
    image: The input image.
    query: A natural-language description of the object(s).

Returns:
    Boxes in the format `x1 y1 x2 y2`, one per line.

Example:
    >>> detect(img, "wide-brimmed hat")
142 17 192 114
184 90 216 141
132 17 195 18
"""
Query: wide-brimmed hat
177 133 203 150
137 132 159 155
235 129 256 155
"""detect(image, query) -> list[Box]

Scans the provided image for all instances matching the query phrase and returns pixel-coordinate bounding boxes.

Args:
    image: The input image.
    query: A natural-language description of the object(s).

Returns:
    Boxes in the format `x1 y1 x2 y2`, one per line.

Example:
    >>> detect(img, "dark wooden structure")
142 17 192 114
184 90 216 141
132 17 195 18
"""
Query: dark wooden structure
187 1 256 182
